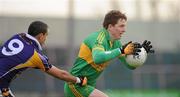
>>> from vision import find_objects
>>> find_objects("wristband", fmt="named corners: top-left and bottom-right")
top-left (76, 77), bottom-right (81, 84)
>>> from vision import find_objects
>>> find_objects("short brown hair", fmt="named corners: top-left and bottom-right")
top-left (103, 10), bottom-right (127, 29)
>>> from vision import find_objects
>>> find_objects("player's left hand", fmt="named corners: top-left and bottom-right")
top-left (142, 40), bottom-right (155, 53)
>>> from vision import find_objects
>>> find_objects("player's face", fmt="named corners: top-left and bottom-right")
top-left (108, 19), bottom-right (126, 40)
top-left (39, 32), bottom-right (48, 46)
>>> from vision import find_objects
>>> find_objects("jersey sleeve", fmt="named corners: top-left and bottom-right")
top-left (15, 50), bottom-right (53, 71)
top-left (37, 53), bottom-right (52, 71)
top-left (91, 36), bottom-right (121, 64)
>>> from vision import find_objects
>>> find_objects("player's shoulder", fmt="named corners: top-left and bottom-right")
top-left (6, 33), bottom-right (32, 47)
top-left (0, 33), bottom-right (35, 60)
top-left (86, 30), bottom-right (106, 40)
top-left (83, 31), bottom-right (97, 42)
top-left (3, 32), bottom-right (39, 52)
top-left (82, 31), bottom-right (99, 48)
top-left (1, 33), bottom-right (23, 46)
top-left (7, 33), bottom-right (26, 41)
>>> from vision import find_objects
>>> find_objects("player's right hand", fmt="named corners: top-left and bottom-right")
top-left (120, 41), bottom-right (141, 55)
top-left (142, 40), bottom-right (155, 54)
top-left (77, 76), bottom-right (87, 86)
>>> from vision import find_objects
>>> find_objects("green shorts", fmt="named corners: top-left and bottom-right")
top-left (64, 82), bottom-right (95, 97)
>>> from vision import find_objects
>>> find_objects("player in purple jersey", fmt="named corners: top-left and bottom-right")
top-left (0, 21), bottom-right (87, 97)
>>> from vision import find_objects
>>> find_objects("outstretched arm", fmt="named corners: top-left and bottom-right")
top-left (45, 65), bottom-right (87, 86)
top-left (46, 65), bottom-right (77, 83)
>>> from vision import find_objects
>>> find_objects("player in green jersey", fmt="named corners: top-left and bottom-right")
top-left (64, 10), bottom-right (154, 97)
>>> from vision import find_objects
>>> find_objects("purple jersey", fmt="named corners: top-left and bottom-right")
top-left (0, 33), bottom-right (52, 88)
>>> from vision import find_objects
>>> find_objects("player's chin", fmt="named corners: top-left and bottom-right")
top-left (114, 37), bottom-right (121, 40)
top-left (41, 43), bottom-right (45, 47)
top-left (116, 36), bottom-right (121, 40)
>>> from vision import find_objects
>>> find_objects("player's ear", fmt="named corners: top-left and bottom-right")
top-left (40, 33), bottom-right (44, 39)
top-left (108, 24), bottom-right (114, 32)
top-left (38, 33), bottom-right (46, 40)
top-left (108, 24), bottom-right (113, 29)
top-left (35, 33), bottom-right (43, 41)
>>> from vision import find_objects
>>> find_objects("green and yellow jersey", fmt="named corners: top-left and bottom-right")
top-left (64, 28), bottom-right (134, 97)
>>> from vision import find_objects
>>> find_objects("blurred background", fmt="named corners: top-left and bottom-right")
top-left (0, 0), bottom-right (180, 97)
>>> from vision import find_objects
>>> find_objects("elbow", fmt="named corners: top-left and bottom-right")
top-left (93, 55), bottom-right (104, 64)
top-left (94, 59), bottom-right (102, 64)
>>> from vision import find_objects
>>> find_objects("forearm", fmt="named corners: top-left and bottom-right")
top-left (92, 48), bottom-right (121, 64)
top-left (46, 65), bottom-right (77, 83)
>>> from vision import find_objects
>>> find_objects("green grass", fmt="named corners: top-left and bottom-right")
top-left (104, 89), bottom-right (180, 97)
